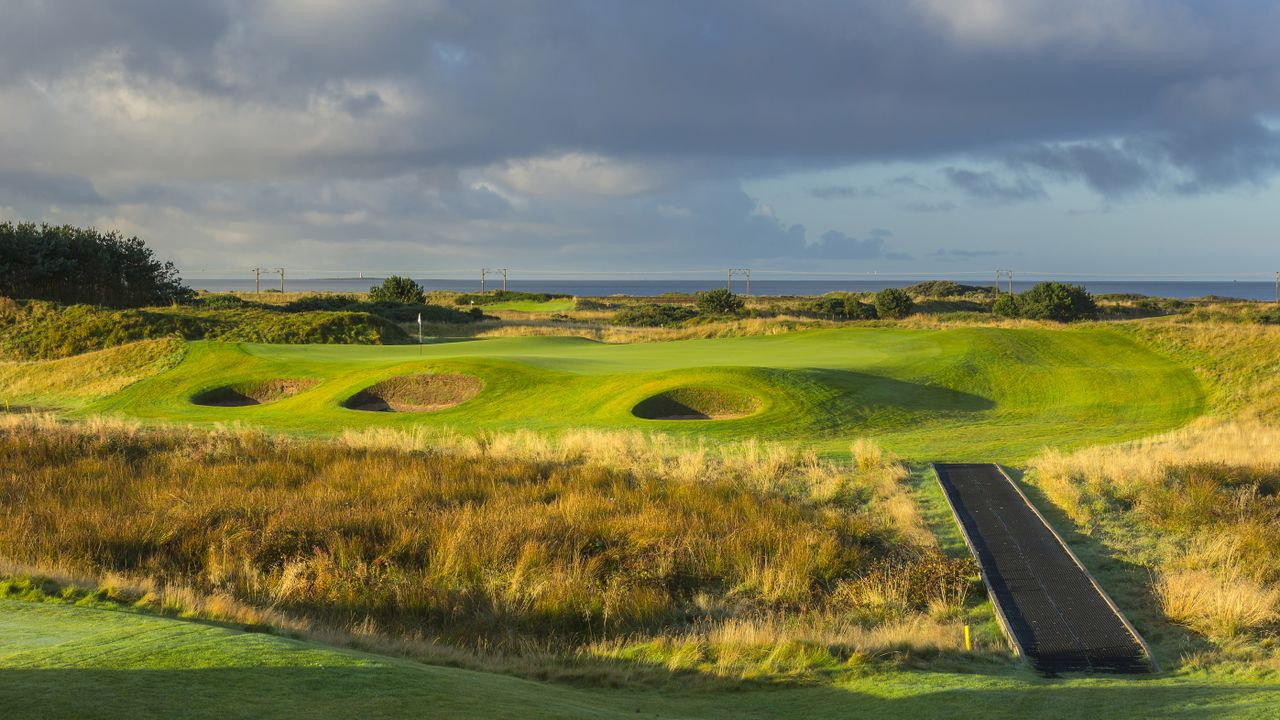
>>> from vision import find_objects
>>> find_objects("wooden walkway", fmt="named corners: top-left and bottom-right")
top-left (933, 463), bottom-right (1155, 673)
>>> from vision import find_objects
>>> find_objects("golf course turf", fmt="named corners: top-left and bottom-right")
top-left (21, 325), bottom-right (1204, 462)
top-left (4, 323), bottom-right (1257, 718)
top-left (3, 599), bottom-right (1277, 719)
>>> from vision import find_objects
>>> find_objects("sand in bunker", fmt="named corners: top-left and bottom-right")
top-left (344, 374), bottom-right (484, 412)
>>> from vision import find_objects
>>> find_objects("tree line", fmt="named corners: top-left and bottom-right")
top-left (0, 222), bottom-right (192, 307)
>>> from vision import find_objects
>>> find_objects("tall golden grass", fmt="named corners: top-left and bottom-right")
top-left (0, 415), bottom-right (975, 679)
top-left (1032, 418), bottom-right (1280, 643)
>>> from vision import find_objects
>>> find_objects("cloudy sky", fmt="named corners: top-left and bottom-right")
top-left (3, 0), bottom-right (1280, 278)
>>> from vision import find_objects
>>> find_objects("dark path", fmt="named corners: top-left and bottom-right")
top-left (933, 463), bottom-right (1154, 674)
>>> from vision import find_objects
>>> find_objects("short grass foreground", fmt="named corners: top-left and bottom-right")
top-left (2, 599), bottom-right (1278, 719)
top-left (4, 325), bottom-right (1204, 461)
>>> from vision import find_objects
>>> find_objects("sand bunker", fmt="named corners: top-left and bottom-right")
top-left (343, 374), bottom-right (484, 412)
top-left (192, 379), bottom-right (319, 407)
top-left (632, 386), bottom-right (761, 420)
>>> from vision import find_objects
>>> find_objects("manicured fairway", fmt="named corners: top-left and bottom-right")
top-left (2, 599), bottom-right (1277, 719)
top-left (484, 298), bottom-right (576, 312)
top-left (9, 326), bottom-right (1205, 461)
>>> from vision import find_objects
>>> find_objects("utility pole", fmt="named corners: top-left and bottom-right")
top-left (252, 267), bottom-right (265, 294)
top-left (481, 268), bottom-right (508, 294)
top-left (995, 269), bottom-right (1001, 295)
top-left (1007, 269), bottom-right (1014, 296)
top-left (275, 267), bottom-right (285, 293)
top-left (728, 268), bottom-right (751, 295)
top-left (1275, 271), bottom-right (1278, 305)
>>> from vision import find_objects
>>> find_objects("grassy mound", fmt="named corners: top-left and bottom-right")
top-left (632, 385), bottom-right (760, 420)
top-left (344, 373), bottom-right (484, 412)
top-left (0, 338), bottom-right (184, 408)
top-left (191, 378), bottom-right (319, 407)
top-left (0, 300), bottom-right (411, 360)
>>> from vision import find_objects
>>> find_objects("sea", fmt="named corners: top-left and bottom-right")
top-left (185, 277), bottom-right (1280, 301)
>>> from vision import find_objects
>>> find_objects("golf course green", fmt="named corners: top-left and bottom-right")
top-left (29, 325), bottom-right (1204, 461)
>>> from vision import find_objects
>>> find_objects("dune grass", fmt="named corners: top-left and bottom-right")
top-left (0, 338), bottom-right (184, 408)
top-left (0, 416), bottom-right (982, 681)
top-left (1, 326), bottom-right (1204, 462)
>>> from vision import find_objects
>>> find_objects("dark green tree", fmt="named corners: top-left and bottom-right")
top-left (695, 288), bottom-right (745, 315)
top-left (0, 222), bottom-right (192, 307)
top-left (873, 287), bottom-right (915, 319)
top-left (368, 275), bottom-right (426, 304)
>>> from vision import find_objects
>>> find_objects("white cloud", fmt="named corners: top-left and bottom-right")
top-left (474, 153), bottom-right (666, 198)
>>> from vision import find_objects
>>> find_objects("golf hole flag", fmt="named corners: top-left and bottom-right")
top-left (417, 313), bottom-right (423, 345)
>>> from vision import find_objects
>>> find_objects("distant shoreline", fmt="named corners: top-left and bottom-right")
top-left (185, 277), bottom-right (1280, 301)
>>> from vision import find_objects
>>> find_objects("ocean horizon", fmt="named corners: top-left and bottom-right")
top-left (185, 276), bottom-right (1280, 302)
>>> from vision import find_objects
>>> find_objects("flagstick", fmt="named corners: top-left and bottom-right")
top-left (418, 313), bottom-right (423, 355)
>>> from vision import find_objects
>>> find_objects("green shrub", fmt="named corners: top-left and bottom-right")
top-left (904, 280), bottom-right (994, 298)
top-left (803, 295), bottom-right (877, 320)
top-left (369, 276), bottom-right (425, 305)
top-left (613, 304), bottom-right (697, 327)
top-left (1016, 282), bottom-right (1098, 322)
top-left (453, 290), bottom-right (572, 306)
top-left (196, 294), bottom-right (253, 310)
top-left (695, 288), bottom-right (744, 315)
top-left (992, 294), bottom-right (1020, 317)
top-left (283, 294), bottom-right (474, 324)
top-left (873, 288), bottom-right (914, 319)
top-left (0, 301), bottom-right (411, 360)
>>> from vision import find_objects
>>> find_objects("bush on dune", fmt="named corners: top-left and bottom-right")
top-left (368, 276), bottom-right (425, 305)
top-left (695, 288), bottom-right (745, 315)
top-left (873, 288), bottom-right (914, 319)
top-left (612, 304), bottom-right (697, 327)
top-left (0, 300), bottom-right (411, 360)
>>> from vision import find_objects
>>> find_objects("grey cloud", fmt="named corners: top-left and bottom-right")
top-left (944, 168), bottom-right (1047, 203)
top-left (807, 185), bottom-right (873, 200)
top-left (806, 176), bottom-right (932, 201)
top-left (934, 248), bottom-right (1001, 259)
top-left (904, 201), bottom-right (956, 213)
top-left (808, 230), bottom-right (886, 260)
top-left (5, 2), bottom-right (1279, 183)
top-left (0, 170), bottom-right (105, 206)
top-left (3, 1), bottom-right (1280, 270)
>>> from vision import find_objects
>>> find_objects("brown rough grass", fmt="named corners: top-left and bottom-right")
top-left (0, 415), bottom-right (975, 678)
top-left (1031, 418), bottom-right (1280, 644)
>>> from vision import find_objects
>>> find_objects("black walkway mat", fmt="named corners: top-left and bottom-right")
top-left (934, 463), bottom-right (1153, 674)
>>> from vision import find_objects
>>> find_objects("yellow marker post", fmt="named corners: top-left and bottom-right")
top-left (964, 625), bottom-right (972, 652)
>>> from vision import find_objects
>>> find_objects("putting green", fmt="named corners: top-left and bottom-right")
top-left (27, 325), bottom-right (1203, 461)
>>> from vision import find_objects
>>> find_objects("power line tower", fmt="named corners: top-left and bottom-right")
top-left (728, 268), bottom-right (751, 295)
top-left (996, 269), bottom-right (1014, 295)
top-left (480, 267), bottom-right (507, 294)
